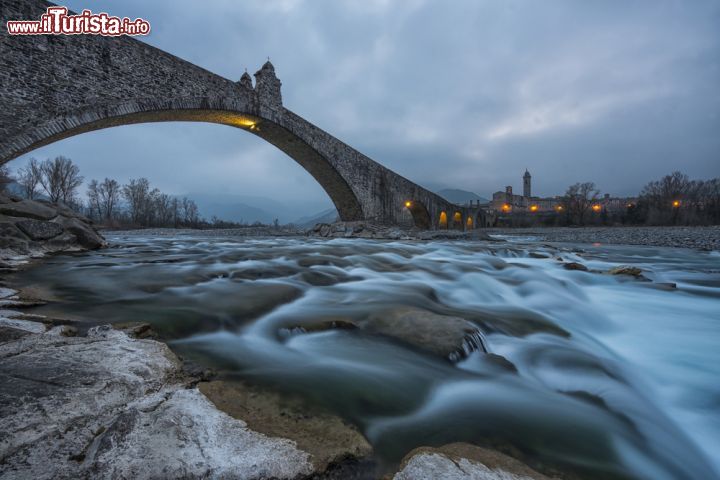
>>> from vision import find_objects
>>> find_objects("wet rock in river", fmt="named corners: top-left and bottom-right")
top-left (362, 307), bottom-right (486, 361)
top-left (563, 262), bottom-right (588, 271)
top-left (394, 443), bottom-right (551, 480)
top-left (280, 317), bottom-right (359, 335)
top-left (607, 265), bottom-right (643, 277)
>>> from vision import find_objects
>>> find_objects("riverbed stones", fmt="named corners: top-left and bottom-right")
top-left (394, 443), bottom-right (551, 480)
top-left (563, 262), bottom-right (588, 271)
top-left (362, 307), bottom-right (486, 361)
top-left (0, 320), bottom-right (326, 480)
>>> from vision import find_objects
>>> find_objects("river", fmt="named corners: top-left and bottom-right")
top-left (10, 233), bottom-right (720, 479)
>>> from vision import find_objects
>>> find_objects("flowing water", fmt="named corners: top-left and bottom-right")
top-left (10, 233), bottom-right (720, 479)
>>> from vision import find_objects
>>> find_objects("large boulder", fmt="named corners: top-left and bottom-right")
top-left (0, 196), bottom-right (106, 262)
top-left (54, 216), bottom-right (105, 249)
top-left (0, 200), bottom-right (57, 221)
top-left (0, 222), bottom-right (30, 253)
top-left (15, 220), bottom-right (64, 241)
top-left (394, 443), bottom-right (552, 480)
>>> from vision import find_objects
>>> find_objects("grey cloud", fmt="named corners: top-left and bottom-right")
top-left (11, 0), bottom-right (720, 213)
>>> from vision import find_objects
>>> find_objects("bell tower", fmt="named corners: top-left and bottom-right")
top-left (523, 169), bottom-right (531, 198)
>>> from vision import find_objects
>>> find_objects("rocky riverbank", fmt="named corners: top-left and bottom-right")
top-left (0, 194), bottom-right (106, 271)
top-left (488, 225), bottom-right (720, 251)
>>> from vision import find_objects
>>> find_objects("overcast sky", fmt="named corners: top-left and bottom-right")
top-left (12, 0), bottom-right (720, 213)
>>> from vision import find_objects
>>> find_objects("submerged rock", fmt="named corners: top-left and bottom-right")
top-left (362, 307), bottom-right (486, 361)
top-left (394, 443), bottom-right (551, 480)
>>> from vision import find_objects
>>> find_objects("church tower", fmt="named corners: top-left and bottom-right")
top-left (523, 169), bottom-right (531, 198)
top-left (254, 60), bottom-right (282, 109)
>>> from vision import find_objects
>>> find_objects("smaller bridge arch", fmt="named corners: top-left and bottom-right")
top-left (403, 200), bottom-right (431, 229)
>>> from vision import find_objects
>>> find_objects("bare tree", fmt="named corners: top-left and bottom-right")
top-left (38, 156), bottom-right (84, 204)
top-left (153, 192), bottom-right (174, 227)
top-left (640, 171), bottom-right (691, 210)
top-left (561, 182), bottom-right (600, 225)
top-left (181, 197), bottom-right (199, 226)
top-left (0, 164), bottom-right (11, 193)
top-left (15, 158), bottom-right (42, 199)
top-left (98, 178), bottom-right (121, 221)
top-left (122, 178), bottom-right (151, 225)
top-left (87, 179), bottom-right (102, 220)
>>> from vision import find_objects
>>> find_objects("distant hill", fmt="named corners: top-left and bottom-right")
top-left (293, 208), bottom-right (338, 228)
top-left (188, 193), bottom-right (285, 224)
top-left (436, 188), bottom-right (489, 205)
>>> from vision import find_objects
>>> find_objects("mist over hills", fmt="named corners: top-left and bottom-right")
top-left (436, 189), bottom-right (489, 204)
top-left (187, 192), bottom-right (333, 225)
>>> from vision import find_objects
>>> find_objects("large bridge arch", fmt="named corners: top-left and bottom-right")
top-left (1, 0), bottom-right (479, 228)
top-left (0, 96), bottom-right (365, 222)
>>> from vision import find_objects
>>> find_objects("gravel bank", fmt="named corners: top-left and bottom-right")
top-left (487, 225), bottom-right (720, 251)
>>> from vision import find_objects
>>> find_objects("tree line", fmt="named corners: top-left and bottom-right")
top-left (3, 157), bottom-right (719, 229)
top-left (5, 156), bottom-right (205, 228)
top-left (554, 172), bottom-right (720, 226)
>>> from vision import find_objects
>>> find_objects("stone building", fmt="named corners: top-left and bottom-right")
top-left (490, 170), bottom-right (561, 213)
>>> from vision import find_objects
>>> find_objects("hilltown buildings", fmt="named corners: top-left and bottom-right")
top-left (489, 170), bottom-right (636, 215)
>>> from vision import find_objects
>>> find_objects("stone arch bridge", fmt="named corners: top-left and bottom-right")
top-left (0, 0), bottom-right (488, 230)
